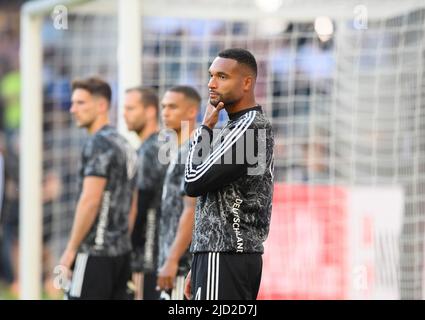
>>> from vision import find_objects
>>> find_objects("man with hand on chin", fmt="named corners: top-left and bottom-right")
top-left (184, 48), bottom-right (275, 300)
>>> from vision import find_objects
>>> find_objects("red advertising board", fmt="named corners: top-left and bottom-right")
top-left (258, 184), bottom-right (348, 299)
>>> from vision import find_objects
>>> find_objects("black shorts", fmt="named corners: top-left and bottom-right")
top-left (191, 252), bottom-right (262, 300)
top-left (66, 252), bottom-right (132, 300)
top-left (158, 275), bottom-right (187, 300)
top-left (132, 271), bottom-right (160, 300)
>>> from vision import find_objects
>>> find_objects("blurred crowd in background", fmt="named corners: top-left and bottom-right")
top-left (0, 0), bottom-right (334, 299)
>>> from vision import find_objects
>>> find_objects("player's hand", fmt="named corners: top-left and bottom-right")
top-left (58, 248), bottom-right (76, 288)
top-left (59, 247), bottom-right (76, 270)
top-left (156, 259), bottom-right (179, 291)
top-left (184, 270), bottom-right (192, 300)
top-left (202, 101), bottom-right (225, 130)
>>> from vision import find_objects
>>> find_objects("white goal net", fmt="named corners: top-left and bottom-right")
top-left (19, 0), bottom-right (425, 299)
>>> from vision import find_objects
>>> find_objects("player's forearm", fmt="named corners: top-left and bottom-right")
top-left (185, 126), bottom-right (213, 173)
top-left (128, 190), bottom-right (138, 234)
top-left (185, 126), bottom-right (248, 196)
top-left (184, 126), bottom-right (214, 196)
top-left (66, 195), bottom-right (101, 251)
top-left (166, 207), bottom-right (195, 263)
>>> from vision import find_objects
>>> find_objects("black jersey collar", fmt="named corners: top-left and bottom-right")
top-left (228, 105), bottom-right (262, 121)
top-left (97, 124), bottom-right (112, 133)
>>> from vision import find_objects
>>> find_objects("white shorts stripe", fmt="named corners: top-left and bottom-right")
top-left (171, 277), bottom-right (175, 300)
top-left (75, 253), bottom-right (88, 297)
top-left (206, 252), bottom-right (212, 300)
top-left (133, 272), bottom-right (143, 300)
top-left (210, 253), bottom-right (216, 300)
top-left (175, 277), bottom-right (180, 300)
top-left (169, 275), bottom-right (185, 300)
top-left (187, 112), bottom-right (254, 175)
top-left (69, 254), bottom-right (83, 297)
top-left (215, 253), bottom-right (220, 300)
top-left (185, 111), bottom-right (256, 181)
top-left (70, 253), bottom-right (88, 298)
top-left (179, 276), bottom-right (184, 300)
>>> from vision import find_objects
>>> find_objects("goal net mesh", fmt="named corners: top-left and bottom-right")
top-left (34, 0), bottom-right (425, 299)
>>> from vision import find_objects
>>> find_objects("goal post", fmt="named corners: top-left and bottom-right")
top-left (19, 0), bottom-right (142, 299)
top-left (19, 0), bottom-right (425, 300)
top-left (20, 5), bottom-right (43, 300)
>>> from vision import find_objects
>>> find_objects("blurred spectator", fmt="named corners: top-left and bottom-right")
top-left (302, 141), bottom-right (330, 183)
top-left (45, 65), bottom-right (71, 112)
top-left (41, 169), bottom-right (62, 299)
top-left (0, 133), bottom-right (4, 218)
top-left (0, 133), bottom-right (19, 295)
top-left (0, 133), bottom-right (5, 283)
top-left (0, 57), bottom-right (9, 132)
top-left (0, 69), bottom-right (20, 138)
top-left (0, 131), bottom-right (63, 298)
top-left (297, 39), bottom-right (334, 83)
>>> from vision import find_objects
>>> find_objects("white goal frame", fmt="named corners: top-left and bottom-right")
top-left (20, 0), bottom-right (424, 300)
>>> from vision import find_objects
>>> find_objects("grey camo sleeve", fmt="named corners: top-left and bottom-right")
top-left (184, 121), bottom-right (257, 197)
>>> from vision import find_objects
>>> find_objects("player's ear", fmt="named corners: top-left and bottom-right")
top-left (97, 97), bottom-right (109, 113)
top-left (145, 104), bottom-right (157, 121)
top-left (188, 104), bottom-right (198, 120)
top-left (243, 75), bottom-right (254, 91)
